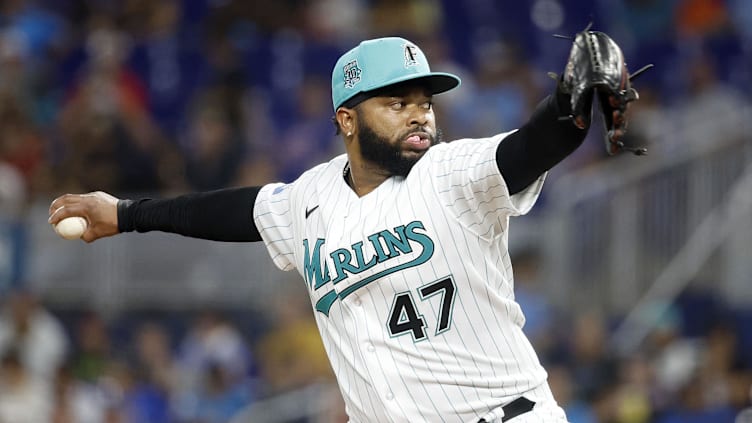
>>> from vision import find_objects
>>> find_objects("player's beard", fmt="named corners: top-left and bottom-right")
top-left (357, 116), bottom-right (442, 177)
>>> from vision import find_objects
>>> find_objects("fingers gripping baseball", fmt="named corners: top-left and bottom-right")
top-left (48, 191), bottom-right (120, 242)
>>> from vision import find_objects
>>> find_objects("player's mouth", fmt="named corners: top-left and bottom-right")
top-left (403, 132), bottom-right (432, 151)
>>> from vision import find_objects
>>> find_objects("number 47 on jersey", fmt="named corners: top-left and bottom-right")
top-left (387, 276), bottom-right (456, 342)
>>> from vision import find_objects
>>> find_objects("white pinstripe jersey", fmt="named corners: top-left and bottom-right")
top-left (254, 131), bottom-right (548, 422)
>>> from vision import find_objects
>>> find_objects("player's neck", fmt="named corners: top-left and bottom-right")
top-left (344, 160), bottom-right (390, 197)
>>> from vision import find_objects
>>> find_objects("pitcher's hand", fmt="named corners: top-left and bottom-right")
top-left (48, 191), bottom-right (120, 243)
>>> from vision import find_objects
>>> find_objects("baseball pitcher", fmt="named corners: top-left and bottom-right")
top-left (49, 31), bottom-right (645, 422)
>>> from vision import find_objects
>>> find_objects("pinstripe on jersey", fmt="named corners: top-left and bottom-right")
top-left (254, 131), bottom-right (554, 422)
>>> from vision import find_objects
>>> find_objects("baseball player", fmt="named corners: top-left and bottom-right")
top-left (49, 33), bottom-right (641, 422)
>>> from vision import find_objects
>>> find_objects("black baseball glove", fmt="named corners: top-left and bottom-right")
top-left (560, 27), bottom-right (652, 156)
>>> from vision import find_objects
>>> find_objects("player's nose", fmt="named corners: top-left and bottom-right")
top-left (407, 105), bottom-right (431, 127)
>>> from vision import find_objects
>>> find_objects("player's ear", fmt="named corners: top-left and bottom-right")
top-left (336, 107), bottom-right (355, 138)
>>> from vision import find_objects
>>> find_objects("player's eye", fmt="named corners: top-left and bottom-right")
top-left (389, 100), bottom-right (405, 110)
top-left (422, 101), bottom-right (433, 110)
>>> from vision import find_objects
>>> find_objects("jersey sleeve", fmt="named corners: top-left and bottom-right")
top-left (253, 183), bottom-right (297, 271)
top-left (428, 131), bottom-right (546, 239)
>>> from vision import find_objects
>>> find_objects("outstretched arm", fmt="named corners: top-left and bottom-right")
top-left (48, 187), bottom-right (263, 243)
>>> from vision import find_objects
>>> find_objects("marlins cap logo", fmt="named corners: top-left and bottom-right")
top-left (343, 60), bottom-right (362, 89)
top-left (404, 44), bottom-right (419, 68)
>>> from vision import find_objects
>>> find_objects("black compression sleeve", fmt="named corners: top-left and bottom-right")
top-left (117, 186), bottom-right (263, 242)
top-left (496, 86), bottom-right (589, 195)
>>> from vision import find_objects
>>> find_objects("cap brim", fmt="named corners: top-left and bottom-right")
top-left (367, 72), bottom-right (460, 96)
top-left (338, 72), bottom-right (461, 109)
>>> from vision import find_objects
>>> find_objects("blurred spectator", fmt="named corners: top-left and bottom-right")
top-left (0, 347), bottom-right (53, 423)
top-left (548, 365), bottom-right (597, 423)
top-left (272, 76), bottom-right (340, 182)
top-left (125, 0), bottom-right (203, 137)
top-left (643, 302), bottom-right (700, 402)
top-left (302, 0), bottom-right (368, 42)
top-left (512, 248), bottom-right (555, 354)
top-left (181, 90), bottom-right (245, 190)
top-left (199, 22), bottom-right (248, 132)
top-left (0, 0), bottom-right (69, 129)
top-left (71, 312), bottom-right (111, 384)
top-left (0, 0), bottom-right (69, 62)
top-left (657, 373), bottom-right (738, 423)
top-left (176, 21), bottom-right (280, 189)
top-left (56, 14), bottom-right (176, 194)
top-left (599, 0), bottom-right (677, 53)
top-left (731, 374), bottom-right (752, 419)
top-left (0, 161), bottom-right (25, 216)
top-left (51, 362), bottom-right (107, 423)
top-left (728, 0), bottom-right (752, 49)
top-left (186, 361), bottom-right (253, 423)
top-left (0, 91), bottom-right (49, 196)
top-left (203, 0), bottom-right (305, 35)
top-left (590, 382), bottom-right (621, 423)
top-left (695, 323), bottom-right (749, 412)
top-left (0, 29), bottom-right (29, 94)
top-left (612, 355), bottom-right (654, 423)
top-left (132, 321), bottom-right (178, 394)
top-left (99, 359), bottom-right (171, 423)
top-left (369, 0), bottom-right (442, 37)
top-left (173, 312), bottom-right (254, 421)
top-left (0, 290), bottom-right (68, 382)
top-left (445, 39), bottom-right (540, 139)
top-left (738, 386), bottom-right (752, 423)
top-left (177, 312), bottom-right (251, 387)
top-left (675, 0), bottom-right (730, 39)
top-left (234, 87), bottom-right (277, 187)
top-left (671, 53), bottom-right (749, 154)
top-left (255, 293), bottom-right (334, 394)
top-left (567, 311), bottom-right (618, 403)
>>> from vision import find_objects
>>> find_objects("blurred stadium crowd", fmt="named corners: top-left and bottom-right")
top-left (0, 0), bottom-right (751, 422)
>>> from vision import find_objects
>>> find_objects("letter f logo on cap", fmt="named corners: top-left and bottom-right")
top-left (404, 44), bottom-right (419, 67)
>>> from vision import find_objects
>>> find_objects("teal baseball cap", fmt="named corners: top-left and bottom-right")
top-left (331, 37), bottom-right (461, 111)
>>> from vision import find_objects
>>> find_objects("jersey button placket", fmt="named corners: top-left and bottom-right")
top-left (359, 321), bottom-right (400, 414)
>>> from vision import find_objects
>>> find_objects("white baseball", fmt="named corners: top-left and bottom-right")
top-left (54, 217), bottom-right (88, 240)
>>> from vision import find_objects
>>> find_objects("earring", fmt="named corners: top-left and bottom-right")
top-left (347, 132), bottom-right (352, 137)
